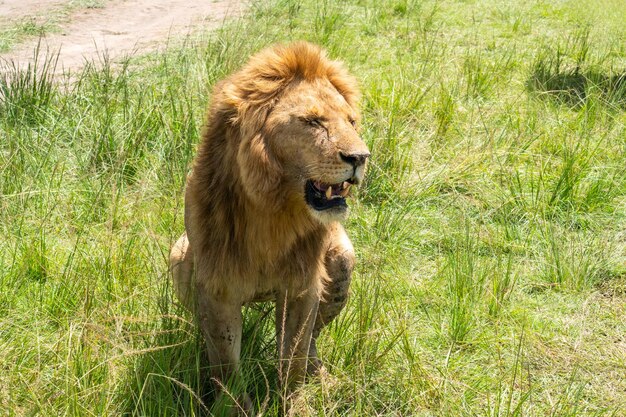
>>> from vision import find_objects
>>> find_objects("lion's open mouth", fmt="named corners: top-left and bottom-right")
top-left (305, 180), bottom-right (352, 211)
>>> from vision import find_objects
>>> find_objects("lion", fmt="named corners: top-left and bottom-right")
top-left (169, 41), bottom-right (369, 413)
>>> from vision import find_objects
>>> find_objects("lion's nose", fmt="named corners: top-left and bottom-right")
top-left (339, 151), bottom-right (370, 168)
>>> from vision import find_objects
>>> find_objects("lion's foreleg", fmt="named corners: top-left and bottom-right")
top-left (195, 286), bottom-right (252, 414)
top-left (275, 287), bottom-right (320, 391)
top-left (308, 225), bottom-right (355, 375)
top-left (196, 290), bottom-right (243, 380)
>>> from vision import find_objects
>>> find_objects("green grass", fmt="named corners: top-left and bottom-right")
top-left (1, 0), bottom-right (625, 415)
top-left (0, 18), bottom-right (56, 53)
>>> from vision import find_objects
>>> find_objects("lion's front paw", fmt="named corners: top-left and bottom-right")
top-left (306, 356), bottom-right (326, 378)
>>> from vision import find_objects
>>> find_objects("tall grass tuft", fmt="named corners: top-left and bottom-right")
top-left (0, 44), bottom-right (58, 126)
top-left (540, 226), bottom-right (609, 291)
top-left (441, 225), bottom-right (486, 345)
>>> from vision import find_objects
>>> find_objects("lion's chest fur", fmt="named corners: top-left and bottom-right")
top-left (185, 181), bottom-right (330, 302)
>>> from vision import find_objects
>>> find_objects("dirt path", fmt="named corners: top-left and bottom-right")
top-left (0, 0), bottom-right (66, 21)
top-left (0, 0), bottom-right (244, 71)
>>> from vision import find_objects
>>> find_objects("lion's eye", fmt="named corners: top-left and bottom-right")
top-left (305, 118), bottom-right (323, 128)
top-left (349, 118), bottom-right (357, 128)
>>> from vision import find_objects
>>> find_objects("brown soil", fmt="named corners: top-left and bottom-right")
top-left (0, 0), bottom-right (244, 71)
top-left (0, 0), bottom-right (66, 21)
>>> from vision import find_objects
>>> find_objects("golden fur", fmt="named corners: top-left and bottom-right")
top-left (170, 41), bottom-right (369, 411)
top-left (184, 41), bottom-right (365, 300)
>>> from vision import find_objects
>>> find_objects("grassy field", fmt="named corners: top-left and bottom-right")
top-left (1, 0), bottom-right (625, 415)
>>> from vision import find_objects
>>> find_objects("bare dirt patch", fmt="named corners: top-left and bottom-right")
top-left (0, 0), bottom-right (66, 21)
top-left (0, 0), bottom-right (244, 71)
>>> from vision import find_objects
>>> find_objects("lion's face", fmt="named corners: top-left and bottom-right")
top-left (266, 79), bottom-right (370, 222)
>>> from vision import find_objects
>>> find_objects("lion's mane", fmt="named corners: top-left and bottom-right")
top-left (184, 42), bottom-right (360, 299)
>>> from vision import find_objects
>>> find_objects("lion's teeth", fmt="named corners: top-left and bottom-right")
top-left (325, 186), bottom-right (332, 199)
top-left (340, 187), bottom-right (350, 197)
top-left (342, 182), bottom-right (348, 189)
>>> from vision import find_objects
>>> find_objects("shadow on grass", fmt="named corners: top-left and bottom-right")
top-left (119, 304), bottom-right (279, 416)
top-left (527, 61), bottom-right (626, 109)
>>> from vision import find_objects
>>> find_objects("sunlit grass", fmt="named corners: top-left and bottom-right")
top-left (1, 0), bottom-right (625, 415)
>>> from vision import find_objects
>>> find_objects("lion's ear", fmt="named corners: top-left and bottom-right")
top-left (236, 132), bottom-right (282, 209)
